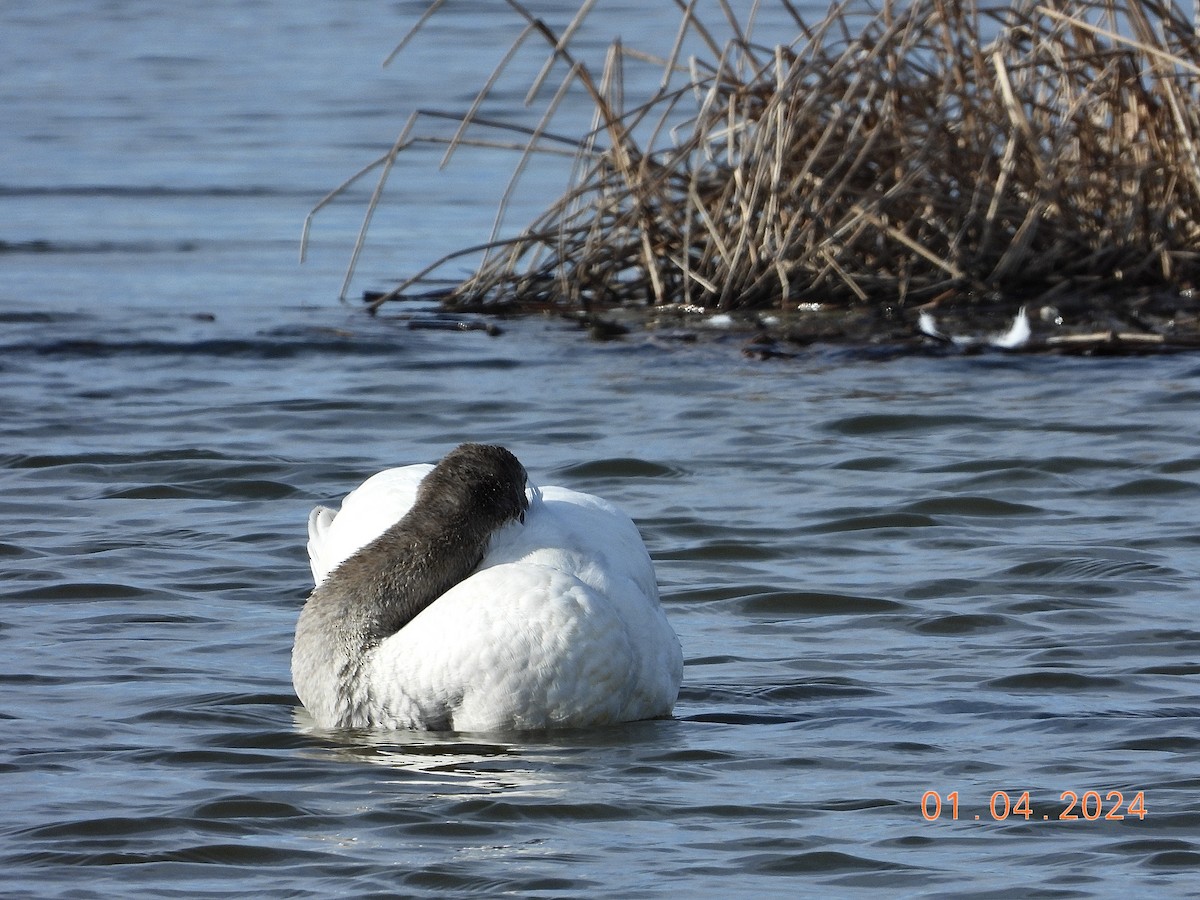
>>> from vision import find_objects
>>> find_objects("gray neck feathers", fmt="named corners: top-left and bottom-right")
top-left (292, 511), bottom-right (492, 728)
top-left (292, 444), bottom-right (528, 728)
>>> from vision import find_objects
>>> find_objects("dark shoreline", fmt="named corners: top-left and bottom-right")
top-left (368, 289), bottom-right (1200, 357)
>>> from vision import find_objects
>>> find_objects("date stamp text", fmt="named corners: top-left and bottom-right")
top-left (921, 790), bottom-right (1147, 822)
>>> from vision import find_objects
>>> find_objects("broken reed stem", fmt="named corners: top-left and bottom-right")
top-left (310, 0), bottom-right (1200, 312)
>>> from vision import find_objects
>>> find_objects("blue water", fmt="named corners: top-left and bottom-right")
top-left (4, 2), bottom-right (1200, 897)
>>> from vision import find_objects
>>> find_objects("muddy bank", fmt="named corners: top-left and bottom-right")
top-left (366, 287), bottom-right (1200, 357)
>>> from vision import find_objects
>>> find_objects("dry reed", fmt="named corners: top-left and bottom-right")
top-left (307, 0), bottom-right (1200, 317)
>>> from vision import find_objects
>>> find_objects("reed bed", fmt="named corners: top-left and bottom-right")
top-left (311, 0), bottom-right (1200, 317)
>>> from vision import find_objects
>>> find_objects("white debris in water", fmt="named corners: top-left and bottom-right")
top-left (918, 306), bottom-right (1031, 350)
top-left (990, 307), bottom-right (1030, 349)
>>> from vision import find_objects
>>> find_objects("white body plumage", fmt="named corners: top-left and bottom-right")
top-left (294, 459), bottom-right (683, 732)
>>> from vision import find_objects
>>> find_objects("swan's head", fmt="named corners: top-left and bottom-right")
top-left (420, 443), bottom-right (530, 531)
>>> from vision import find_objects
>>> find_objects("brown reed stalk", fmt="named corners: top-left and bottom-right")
top-left (310, 0), bottom-right (1200, 314)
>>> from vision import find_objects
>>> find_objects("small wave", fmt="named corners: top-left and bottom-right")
top-left (0, 238), bottom-right (200, 255)
top-left (1111, 477), bottom-right (1200, 498)
top-left (733, 589), bottom-right (903, 616)
top-left (556, 457), bottom-right (687, 479)
top-left (911, 613), bottom-right (1014, 635)
top-left (822, 412), bottom-right (996, 436)
top-left (102, 480), bottom-right (298, 501)
top-left (808, 511), bottom-right (939, 533)
top-left (986, 671), bottom-right (1127, 691)
top-left (1002, 555), bottom-right (1179, 582)
top-left (0, 184), bottom-right (302, 199)
top-left (1, 334), bottom-right (407, 360)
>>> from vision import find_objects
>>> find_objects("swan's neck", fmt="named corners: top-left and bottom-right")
top-left (292, 511), bottom-right (492, 727)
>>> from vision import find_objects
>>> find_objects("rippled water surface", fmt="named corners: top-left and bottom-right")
top-left (4, 2), bottom-right (1200, 897)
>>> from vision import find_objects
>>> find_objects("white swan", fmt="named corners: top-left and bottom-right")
top-left (292, 443), bottom-right (683, 732)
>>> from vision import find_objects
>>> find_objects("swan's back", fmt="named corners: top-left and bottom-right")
top-left (308, 464), bottom-right (433, 585)
top-left (368, 561), bottom-right (676, 730)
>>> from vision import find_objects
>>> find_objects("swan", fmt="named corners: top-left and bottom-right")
top-left (292, 443), bottom-right (683, 732)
